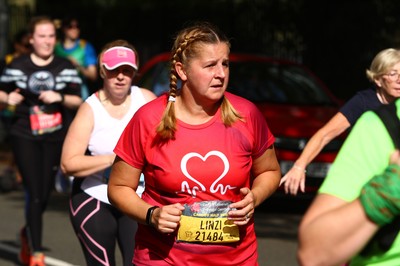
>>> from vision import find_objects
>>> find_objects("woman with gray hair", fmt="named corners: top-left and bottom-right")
top-left (280, 48), bottom-right (400, 195)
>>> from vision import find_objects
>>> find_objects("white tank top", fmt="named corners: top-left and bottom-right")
top-left (81, 86), bottom-right (146, 204)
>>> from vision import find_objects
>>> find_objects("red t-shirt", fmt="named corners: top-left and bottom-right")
top-left (114, 92), bottom-right (275, 266)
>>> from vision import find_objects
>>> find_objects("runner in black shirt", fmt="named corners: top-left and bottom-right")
top-left (0, 16), bottom-right (82, 266)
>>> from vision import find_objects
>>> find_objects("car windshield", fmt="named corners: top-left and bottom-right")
top-left (228, 61), bottom-right (334, 105)
top-left (138, 59), bottom-right (335, 105)
top-left (137, 61), bottom-right (170, 96)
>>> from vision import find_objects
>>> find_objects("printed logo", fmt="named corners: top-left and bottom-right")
top-left (180, 151), bottom-right (236, 197)
top-left (28, 71), bottom-right (55, 94)
top-left (117, 49), bottom-right (128, 58)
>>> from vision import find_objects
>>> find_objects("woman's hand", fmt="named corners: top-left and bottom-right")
top-left (228, 187), bottom-right (255, 225)
top-left (280, 165), bottom-right (306, 195)
top-left (389, 150), bottom-right (400, 165)
top-left (7, 89), bottom-right (24, 105)
top-left (38, 90), bottom-right (63, 104)
top-left (152, 203), bottom-right (185, 234)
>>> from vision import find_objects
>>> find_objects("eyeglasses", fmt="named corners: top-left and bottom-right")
top-left (384, 71), bottom-right (400, 81)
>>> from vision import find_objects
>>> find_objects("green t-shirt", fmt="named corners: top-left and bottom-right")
top-left (319, 100), bottom-right (400, 265)
top-left (54, 40), bottom-right (86, 66)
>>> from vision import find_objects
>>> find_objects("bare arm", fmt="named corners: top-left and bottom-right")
top-left (39, 90), bottom-right (82, 109)
top-left (1, 89), bottom-right (24, 105)
top-left (61, 94), bottom-right (83, 109)
top-left (108, 157), bottom-right (146, 221)
top-left (229, 146), bottom-right (281, 224)
top-left (68, 56), bottom-right (98, 82)
top-left (79, 64), bottom-right (98, 82)
top-left (60, 102), bottom-right (114, 176)
top-left (0, 91), bottom-right (8, 104)
top-left (108, 157), bottom-right (184, 233)
top-left (251, 146), bottom-right (281, 206)
top-left (280, 112), bottom-right (350, 195)
top-left (298, 194), bottom-right (378, 266)
top-left (297, 150), bottom-right (400, 266)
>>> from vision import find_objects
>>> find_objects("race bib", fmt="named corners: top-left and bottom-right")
top-left (29, 105), bottom-right (62, 135)
top-left (177, 200), bottom-right (240, 244)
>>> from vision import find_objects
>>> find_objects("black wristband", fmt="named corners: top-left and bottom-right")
top-left (59, 93), bottom-right (65, 103)
top-left (146, 206), bottom-right (159, 227)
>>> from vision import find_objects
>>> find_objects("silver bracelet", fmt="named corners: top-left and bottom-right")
top-left (293, 164), bottom-right (307, 173)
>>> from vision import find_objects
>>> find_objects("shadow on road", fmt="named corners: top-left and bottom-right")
top-left (255, 195), bottom-right (314, 240)
top-left (261, 194), bottom-right (314, 214)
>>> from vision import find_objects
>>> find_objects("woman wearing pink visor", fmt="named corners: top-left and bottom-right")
top-left (61, 40), bottom-right (156, 266)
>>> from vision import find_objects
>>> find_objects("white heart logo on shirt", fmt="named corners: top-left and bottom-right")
top-left (180, 151), bottom-right (235, 197)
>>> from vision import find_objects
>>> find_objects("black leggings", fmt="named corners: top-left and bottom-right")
top-left (70, 179), bottom-right (137, 266)
top-left (11, 135), bottom-right (62, 252)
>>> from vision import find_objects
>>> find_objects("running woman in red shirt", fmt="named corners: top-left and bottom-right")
top-left (108, 21), bottom-right (281, 266)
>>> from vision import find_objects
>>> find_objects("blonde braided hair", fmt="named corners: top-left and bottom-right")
top-left (156, 22), bottom-right (242, 140)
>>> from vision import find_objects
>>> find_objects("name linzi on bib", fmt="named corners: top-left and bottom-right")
top-left (177, 200), bottom-right (240, 244)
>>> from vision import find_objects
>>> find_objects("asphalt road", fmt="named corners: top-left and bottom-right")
top-left (0, 188), bottom-right (311, 266)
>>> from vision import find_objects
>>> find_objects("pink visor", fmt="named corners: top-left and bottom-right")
top-left (102, 46), bottom-right (138, 70)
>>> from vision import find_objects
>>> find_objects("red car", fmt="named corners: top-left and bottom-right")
top-left (135, 52), bottom-right (344, 195)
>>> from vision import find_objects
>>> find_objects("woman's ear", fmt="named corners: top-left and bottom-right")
top-left (99, 66), bottom-right (106, 79)
top-left (374, 78), bottom-right (382, 88)
top-left (175, 62), bottom-right (187, 81)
